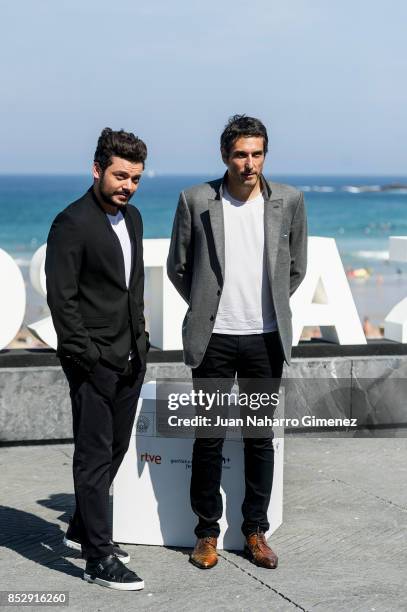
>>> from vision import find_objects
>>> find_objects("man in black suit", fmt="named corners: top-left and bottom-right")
top-left (45, 128), bottom-right (149, 591)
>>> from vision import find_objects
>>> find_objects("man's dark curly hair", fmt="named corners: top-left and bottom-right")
top-left (94, 128), bottom-right (147, 171)
top-left (220, 115), bottom-right (268, 158)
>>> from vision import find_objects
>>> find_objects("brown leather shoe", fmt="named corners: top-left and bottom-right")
top-left (244, 531), bottom-right (278, 569)
top-left (189, 537), bottom-right (218, 569)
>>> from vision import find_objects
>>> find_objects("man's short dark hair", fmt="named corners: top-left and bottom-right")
top-left (94, 127), bottom-right (147, 171)
top-left (220, 115), bottom-right (268, 158)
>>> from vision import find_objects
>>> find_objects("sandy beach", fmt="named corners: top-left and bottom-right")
top-left (349, 272), bottom-right (407, 327)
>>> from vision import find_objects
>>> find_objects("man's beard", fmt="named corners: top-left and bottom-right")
top-left (99, 177), bottom-right (133, 208)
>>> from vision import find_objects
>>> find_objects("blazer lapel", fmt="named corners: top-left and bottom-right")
top-left (208, 197), bottom-right (225, 282)
top-left (88, 189), bottom-right (128, 288)
top-left (264, 197), bottom-right (283, 279)
top-left (123, 209), bottom-right (138, 285)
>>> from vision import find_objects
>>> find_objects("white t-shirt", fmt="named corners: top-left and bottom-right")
top-left (106, 210), bottom-right (132, 288)
top-left (213, 188), bottom-right (277, 334)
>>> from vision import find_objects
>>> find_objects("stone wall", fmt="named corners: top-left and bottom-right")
top-left (1, 354), bottom-right (406, 442)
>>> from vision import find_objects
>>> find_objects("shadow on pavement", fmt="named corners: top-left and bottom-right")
top-left (37, 492), bottom-right (75, 524)
top-left (36, 494), bottom-right (198, 563)
top-left (0, 504), bottom-right (82, 579)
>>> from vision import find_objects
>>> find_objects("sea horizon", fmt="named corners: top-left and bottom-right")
top-left (1, 173), bottom-right (407, 330)
top-left (1, 172), bottom-right (407, 179)
top-left (2, 173), bottom-right (407, 261)
top-left (0, 171), bottom-right (407, 253)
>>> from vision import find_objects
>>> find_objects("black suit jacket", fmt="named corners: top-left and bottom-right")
top-left (45, 187), bottom-right (148, 372)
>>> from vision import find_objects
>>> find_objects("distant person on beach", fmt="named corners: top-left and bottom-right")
top-left (45, 128), bottom-right (149, 591)
top-left (363, 316), bottom-right (382, 339)
top-left (167, 115), bottom-right (308, 570)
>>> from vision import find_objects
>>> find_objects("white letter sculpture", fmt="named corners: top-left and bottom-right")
top-left (143, 239), bottom-right (187, 350)
top-left (7, 236), bottom-right (400, 351)
top-left (290, 237), bottom-right (366, 345)
top-left (25, 240), bottom-right (187, 352)
top-left (27, 244), bottom-right (57, 348)
top-left (384, 237), bottom-right (407, 342)
top-left (0, 248), bottom-right (26, 348)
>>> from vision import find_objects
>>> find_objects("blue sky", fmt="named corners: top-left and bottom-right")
top-left (1, 1), bottom-right (406, 174)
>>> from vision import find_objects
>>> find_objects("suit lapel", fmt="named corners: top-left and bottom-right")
top-left (208, 197), bottom-right (225, 282)
top-left (88, 188), bottom-right (138, 289)
top-left (87, 191), bottom-right (127, 288)
top-left (264, 197), bottom-right (283, 279)
top-left (123, 209), bottom-right (138, 285)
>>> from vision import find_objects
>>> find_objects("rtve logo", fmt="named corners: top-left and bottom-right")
top-left (140, 452), bottom-right (162, 465)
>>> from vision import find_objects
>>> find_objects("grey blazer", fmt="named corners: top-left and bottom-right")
top-left (167, 175), bottom-right (307, 368)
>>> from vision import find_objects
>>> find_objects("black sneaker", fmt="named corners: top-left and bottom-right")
top-left (63, 524), bottom-right (130, 564)
top-left (84, 555), bottom-right (144, 591)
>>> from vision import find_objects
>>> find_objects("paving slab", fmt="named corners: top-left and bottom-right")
top-left (0, 439), bottom-right (406, 612)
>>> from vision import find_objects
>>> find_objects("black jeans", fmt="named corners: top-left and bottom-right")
top-left (61, 357), bottom-right (145, 559)
top-left (191, 332), bottom-right (284, 538)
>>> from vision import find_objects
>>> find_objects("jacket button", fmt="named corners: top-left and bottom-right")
top-left (210, 315), bottom-right (214, 321)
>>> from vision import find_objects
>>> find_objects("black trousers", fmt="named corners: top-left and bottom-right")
top-left (191, 332), bottom-right (284, 538)
top-left (61, 357), bottom-right (145, 559)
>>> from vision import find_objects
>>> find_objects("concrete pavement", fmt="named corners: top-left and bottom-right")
top-left (1, 438), bottom-right (406, 612)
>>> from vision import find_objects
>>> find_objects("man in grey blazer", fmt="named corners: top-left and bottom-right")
top-left (167, 115), bottom-right (307, 570)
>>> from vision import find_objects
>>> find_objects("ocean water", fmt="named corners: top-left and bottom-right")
top-left (1, 174), bottom-right (407, 277)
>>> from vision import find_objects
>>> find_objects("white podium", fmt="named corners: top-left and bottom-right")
top-left (113, 381), bottom-right (284, 550)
